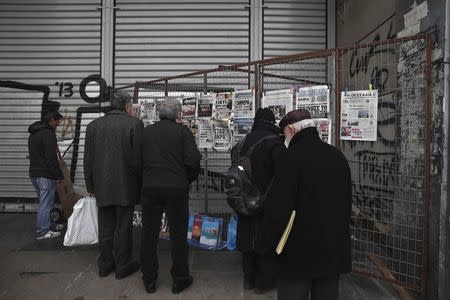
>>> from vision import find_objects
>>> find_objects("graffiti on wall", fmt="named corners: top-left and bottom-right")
top-left (341, 18), bottom-right (398, 234)
top-left (0, 75), bottom-right (111, 183)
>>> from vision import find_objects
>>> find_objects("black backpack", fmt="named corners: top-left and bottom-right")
top-left (225, 135), bottom-right (278, 216)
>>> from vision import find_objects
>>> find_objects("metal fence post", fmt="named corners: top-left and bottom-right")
top-left (164, 79), bottom-right (168, 97)
top-left (204, 148), bottom-right (208, 214)
top-left (255, 64), bottom-right (261, 109)
top-left (203, 73), bottom-right (207, 94)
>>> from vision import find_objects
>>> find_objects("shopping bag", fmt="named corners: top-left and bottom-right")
top-left (56, 145), bottom-right (81, 219)
top-left (63, 196), bottom-right (99, 246)
top-left (227, 214), bottom-right (238, 250)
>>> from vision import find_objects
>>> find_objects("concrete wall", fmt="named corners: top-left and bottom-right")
top-left (336, 0), bottom-right (446, 298)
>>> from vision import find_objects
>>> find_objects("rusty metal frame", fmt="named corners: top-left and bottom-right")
top-left (115, 33), bottom-right (433, 298)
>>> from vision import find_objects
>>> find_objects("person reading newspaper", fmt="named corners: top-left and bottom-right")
top-left (232, 108), bottom-right (286, 294)
top-left (262, 109), bottom-right (352, 300)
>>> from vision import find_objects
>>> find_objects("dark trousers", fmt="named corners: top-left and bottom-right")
top-left (141, 188), bottom-right (190, 283)
top-left (243, 251), bottom-right (278, 289)
top-left (97, 205), bottom-right (134, 272)
top-left (278, 276), bottom-right (339, 300)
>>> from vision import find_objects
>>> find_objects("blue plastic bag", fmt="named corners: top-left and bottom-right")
top-left (227, 214), bottom-right (238, 250)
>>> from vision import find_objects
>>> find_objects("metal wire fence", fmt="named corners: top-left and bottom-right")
top-left (119, 33), bottom-right (432, 298)
top-left (338, 35), bottom-right (432, 299)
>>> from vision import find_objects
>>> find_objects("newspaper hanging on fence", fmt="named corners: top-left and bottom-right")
top-left (214, 92), bottom-right (233, 120)
top-left (197, 118), bottom-right (213, 148)
top-left (212, 119), bottom-right (232, 150)
top-left (314, 118), bottom-right (332, 144)
top-left (296, 85), bottom-right (329, 118)
top-left (233, 89), bottom-right (255, 119)
top-left (140, 96), bottom-right (164, 127)
top-left (340, 90), bottom-right (378, 141)
top-left (262, 89), bottom-right (294, 121)
top-left (181, 96), bottom-right (197, 120)
top-left (197, 93), bottom-right (214, 118)
top-left (233, 117), bottom-right (253, 145)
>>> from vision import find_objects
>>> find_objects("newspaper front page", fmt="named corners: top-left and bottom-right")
top-left (212, 119), bottom-right (232, 150)
top-left (233, 89), bottom-right (255, 119)
top-left (214, 92), bottom-right (233, 120)
top-left (197, 118), bottom-right (213, 148)
top-left (197, 93), bottom-right (214, 118)
top-left (181, 96), bottom-right (197, 120)
top-left (314, 118), bottom-right (332, 144)
top-left (340, 90), bottom-right (378, 141)
top-left (296, 85), bottom-right (329, 118)
top-left (262, 89), bottom-right (294, 121)
top-left (233, 117), bottom-right (253, 145)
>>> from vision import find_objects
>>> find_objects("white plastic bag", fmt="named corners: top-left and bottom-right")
top-left (63, 196), bottom-right (99, 246)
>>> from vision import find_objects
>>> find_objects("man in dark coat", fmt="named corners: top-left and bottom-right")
top-left (84, 92), bottom-right (144, 279)
top-left (28, 110), bottom-right (64, 240)
top-left (140, 98), bottom-right (202, 294)
top-left (233, 108), bottom-right (286, 293)
top-left (262, 109), bottom-right (352, 300)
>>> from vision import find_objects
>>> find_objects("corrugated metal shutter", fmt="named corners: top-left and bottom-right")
top-left (263, 0), bottom-right (327, 89)
top-left (114, 0), bottom-right (250, 86)
top-left (264, 0), bottom-right (327, 57)
top-left (0, 0), bottom-right (102, 199)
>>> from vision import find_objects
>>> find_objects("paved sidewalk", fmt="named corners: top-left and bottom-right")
top-left (0, 213), bottom-right (399, 300)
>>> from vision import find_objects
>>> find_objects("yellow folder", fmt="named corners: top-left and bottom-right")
top-left (276, 210), bottom-right (296, 255)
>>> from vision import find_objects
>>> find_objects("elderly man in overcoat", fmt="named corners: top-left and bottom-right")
top-left (84, 92), bottom-right (144, 279)
top-left (262, 109), bottom-right (352, 300)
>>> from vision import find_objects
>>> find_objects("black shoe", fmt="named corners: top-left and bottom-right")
top-left (98, 264), bottom-right (115, 278)
top-left (172, 275), bottom-right (193, 294)
top-left (144, 280), bottom-right (157, 294)
top-left (244, 279), bottom-right (255, 290)
top-left (115, 261), bottom-right (140, 280)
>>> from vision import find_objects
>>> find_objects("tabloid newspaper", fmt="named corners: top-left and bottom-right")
top-left (262, 88), bottom-right (294, 121)
top-left (340, 90), bottom-right (378, 141)
top-left (214, 92), bottom-right (233, 120)
top-left (296, 85), bottom-right (330, 118)
top-left (212, 119), bottom-right (232, 150)
top-left (233, 89), bottom-right (255, 119)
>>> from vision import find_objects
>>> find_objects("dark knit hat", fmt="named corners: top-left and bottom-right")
top-left (254, 107), bottom-right (275, 124)
top-left (279, 109), bottom-right (311, 129)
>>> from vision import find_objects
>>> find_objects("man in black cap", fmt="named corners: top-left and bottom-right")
top-left (28, 110), bottom-right (64, 240)
top-left (233, 107), bottom-right (286, 294)
top-left (262, 109), bottom-right (352, 300)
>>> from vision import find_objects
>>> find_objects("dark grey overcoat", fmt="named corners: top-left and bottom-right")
top-left (84, 110), bottom-right (144, 207)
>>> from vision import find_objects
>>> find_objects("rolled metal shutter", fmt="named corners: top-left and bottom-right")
top-left (114, 0), bottom-right (250, 86)
top-left (0, 0), bottom-right (101, 200)
top-left (263, 0), bottom-right (327, 89)
top-left (264, 0), bottom-right (327, 57)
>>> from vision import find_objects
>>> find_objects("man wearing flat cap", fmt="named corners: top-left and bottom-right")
top-left (262, 109), bottom-right (352, 300)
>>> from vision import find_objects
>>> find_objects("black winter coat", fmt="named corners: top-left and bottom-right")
top-left (141, 119), bottom-right (202, 191)
top-left (262, 127), bottom-right (352, 280)
top-left (84, 110), bottom-right (144, 207)
top-left (235, 120), bottom-right (286, 252)
top-left (28, 121), bottom-right (64, 180)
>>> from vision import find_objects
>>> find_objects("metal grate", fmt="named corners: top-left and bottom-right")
top-left (121, 33), bottom-right (432, 298)
top-left (338, 35), bottom-right (431, 298)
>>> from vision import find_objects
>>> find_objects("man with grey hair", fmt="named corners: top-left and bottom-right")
top-left (262, 109), bottom-right (352, 300)
top-left (84, 91), bottom-right (144, 279)
top-left (140, 97), bottom-right (202, 294)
